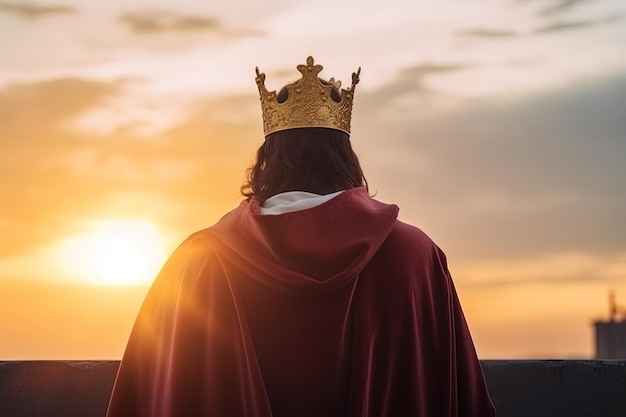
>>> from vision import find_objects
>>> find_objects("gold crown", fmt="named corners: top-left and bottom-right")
top-left (255, 56), bottom-right (361, 136)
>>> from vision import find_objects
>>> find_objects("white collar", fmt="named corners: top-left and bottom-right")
top-left (259, 190), bottom-right (344, 215)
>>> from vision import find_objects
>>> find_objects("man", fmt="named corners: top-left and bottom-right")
top-left (106, 56), bottom-right (495, 417)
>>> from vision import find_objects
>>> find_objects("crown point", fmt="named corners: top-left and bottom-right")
top-left (352, 67), bottom-right (361, 86)
top-left (255, 67), bottom-right (267, 87)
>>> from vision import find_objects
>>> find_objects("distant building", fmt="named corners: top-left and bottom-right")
top-left (594, 291), bottom-right (626, 359)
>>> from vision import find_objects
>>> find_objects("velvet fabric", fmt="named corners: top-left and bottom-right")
top-left (106, 187), bottom-right (495, 417)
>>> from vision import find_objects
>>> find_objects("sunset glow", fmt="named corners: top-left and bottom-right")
top-left (58, 220), bottom-right (166, 286)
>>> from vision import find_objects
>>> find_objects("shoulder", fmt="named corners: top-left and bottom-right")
top-left (368, 219), bottom-right (450, 278)
top-left (177, 229), bottom-right (215, 254)
top-left (142, 229), bottom-right (233, 302)
top-left (383, 220), bottom-right (442, 256)
top-left (161, 229), bottom-right (222, 274)
top-left (359, 220), bottom-right (453, 311)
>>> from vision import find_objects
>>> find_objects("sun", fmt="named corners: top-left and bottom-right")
top-left (58, 220), bottom-right (167, 285)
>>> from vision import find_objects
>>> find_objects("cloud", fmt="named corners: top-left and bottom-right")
top-left (354, 62), bottom-right (471, 121)
top-left (400, 63), bottom-right (471, 76)
top-left (533, 14), bottom-right (622, 33)
top-left (117, 9), bottom-right (263, 39)
top-left (0, 77), bottom-right (260, 258)
top-left (362, 62), bottom-right (470, 98)
top-left (118, 10), bottom-right (220, 34)
top-left (533, 20), bottom-right (596, 33)
top-left (380, 63), bottom-right (470, 94)
top-left (538, 0), bottom-right (598, 17)
top-left (0, 1), bottom-right (75, 19)
top-left (457, 28), bottom-right (518, 39)
top-left (0, 78), bottom-right (123, 256)
top-left (458, 252), bottom-right (626, 287)
top-left (355, 68), bottom-right (626, 260)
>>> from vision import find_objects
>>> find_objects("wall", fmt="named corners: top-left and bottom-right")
top-left (1, 360), bottom-right (625, 417)
top-left (594, 321), bottom-right (626, 359)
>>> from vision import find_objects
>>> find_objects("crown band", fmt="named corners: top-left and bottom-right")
top-left (255, 56), bottom-right (360, 137)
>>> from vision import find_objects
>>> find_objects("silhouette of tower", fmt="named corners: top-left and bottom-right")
top-left (594, 291), bottom-right (626, 359)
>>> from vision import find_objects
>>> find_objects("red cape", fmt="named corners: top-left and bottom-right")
top-left (106, 187), bottom-right (495, 417)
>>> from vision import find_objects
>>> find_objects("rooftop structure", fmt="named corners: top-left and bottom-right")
top-left (593, 291), bottom-right (626, 359)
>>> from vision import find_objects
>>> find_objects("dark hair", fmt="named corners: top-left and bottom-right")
top-left (241, 128), bottom-right (368, 203)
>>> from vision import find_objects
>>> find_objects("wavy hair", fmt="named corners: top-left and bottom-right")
top-left (241, 127), bottom-right (368, 203)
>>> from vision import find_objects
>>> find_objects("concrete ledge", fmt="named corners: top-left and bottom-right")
top-left (1, 360), bottom-right (625, 417)
top-left (0, 361), bottom-right (118, 417)
top-left (481, 360), bottom-right (626, 417)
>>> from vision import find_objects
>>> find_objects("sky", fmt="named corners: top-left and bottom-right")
top-left (1, 0), bottom-right (625, 359)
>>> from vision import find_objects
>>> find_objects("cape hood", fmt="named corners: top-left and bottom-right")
top-left (206, 186), bottom-right (399, 296)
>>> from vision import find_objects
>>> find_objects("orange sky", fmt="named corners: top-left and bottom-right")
top-left (1, 0), bottom-right (626, 359)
